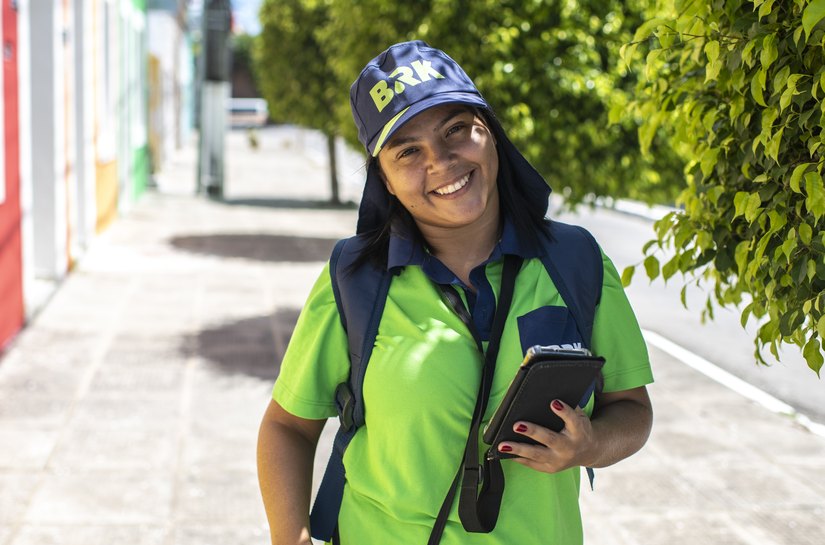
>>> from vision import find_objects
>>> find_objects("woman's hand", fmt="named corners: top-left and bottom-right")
top-left (496, 399), bottom-right (600, 473)
top-left (496, 386), bottom-right (653, 474)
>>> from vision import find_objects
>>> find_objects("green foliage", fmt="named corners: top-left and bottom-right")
top-left (624, 0), bottom-right (825, 374)
top-left (254, 0), bottom-right (686, 205)
top-left (253, 0), bottom-right (340, 134)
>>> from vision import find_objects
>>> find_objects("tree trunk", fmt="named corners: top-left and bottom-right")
top-left (327, 133), bottom-right (340, 204)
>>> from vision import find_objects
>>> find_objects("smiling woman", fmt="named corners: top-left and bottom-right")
top-left (376, 105), bottom-right (501, 281)
top-left (257, 40), bottom-right (654, 545)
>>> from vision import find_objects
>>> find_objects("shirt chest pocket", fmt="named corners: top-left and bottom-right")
top-left (516, 305), bottom-right (585, 355)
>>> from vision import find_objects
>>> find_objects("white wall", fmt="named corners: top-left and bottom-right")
top-left (74, 0), bottom-right (97, 252)
top-left (148, 10), bottom-right (184, 165)
top-left (29, 0), bottom-right (68, 280)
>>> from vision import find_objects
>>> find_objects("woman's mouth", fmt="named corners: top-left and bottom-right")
top-left (432, 172), bottom-right (471, 196)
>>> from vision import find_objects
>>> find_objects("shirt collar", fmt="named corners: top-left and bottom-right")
top-left (387, 213), bottom-right (541, 274)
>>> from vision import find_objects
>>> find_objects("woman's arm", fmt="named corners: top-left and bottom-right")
top-left (496, 386), bottom-right (653, 473)
top-left (257, 399), bottom-right (326, 545)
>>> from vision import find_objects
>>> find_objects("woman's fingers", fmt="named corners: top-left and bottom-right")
top-left (496, 399), bottom-right (595, 473)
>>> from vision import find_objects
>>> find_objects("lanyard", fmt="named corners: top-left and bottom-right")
top-left (428, 254), bottom-right (522, 544)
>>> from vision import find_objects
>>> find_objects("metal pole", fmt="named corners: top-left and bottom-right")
top-left (197, 0), bottom-right (231, 199)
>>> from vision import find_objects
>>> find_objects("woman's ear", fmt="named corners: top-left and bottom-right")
top-left (375, 159), bottom-right (396, 196)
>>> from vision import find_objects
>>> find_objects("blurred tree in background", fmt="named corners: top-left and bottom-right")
top-left (623, 0), bottom-right (825, 374)
top-left (255, 0), bottom-right (684, 205)
top-left (254, 0), bottom-right (342, 203)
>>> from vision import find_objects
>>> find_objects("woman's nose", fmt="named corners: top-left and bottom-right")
top-left (426, 142), bottom-right (455, 172)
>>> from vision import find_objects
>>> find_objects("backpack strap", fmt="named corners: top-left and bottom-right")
top-left (537, 220), bottom-right (603, 488)
top-left (537, 221), bottom-right (603, 349)
top-left (310, 236), bottom-right (393, 542)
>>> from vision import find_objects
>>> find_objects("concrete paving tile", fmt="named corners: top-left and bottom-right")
top-left (581, 517), bottom-right (635, 545)
top-left (170, 524), bottom-right (270, 545)
top-left (174, 470), bottom-right (266, 524)
top-left (181, 434), bottom-right (257, 474)
top-left (579, 466), bottom-right (706, 515)
top-left (735, 507), bottom-right (825, 545)
top-left (611, 512), bottom-right (759, 545)
top-left (104, 336), bottom-right (188, 368)
top-left (49, 427), bottom-right (177, 472)
top-left (87, 364), bottom-right (184, 394)
top-left (187, 385), bottom-right (272, 438)
top-left (0, 362), bottom-right (85, 398)
top-left (0, 396), bottom-right (73, 429)
top-left (9, 524), bottom-right (167, 545)
top-left (0, 473), bottom-right (40, 524)
top-left (0, 428), bottom-right (58, 469)
top-left (24, 471), bottom-right (174, 525)
top-left (69, 395), bottom-right (180, 433)
top-left (678, 462), bottom-right (823, 510)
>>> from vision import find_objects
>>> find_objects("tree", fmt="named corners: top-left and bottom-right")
top-left (320, 0), bottom-right (685, 205)
top-left (622, 0), bottom-right (825, 374)
top-left (254, 0), bottom-right (342, 203)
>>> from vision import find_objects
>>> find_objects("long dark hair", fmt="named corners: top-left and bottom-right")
top-left (352, 108), bottom-right (550, 270)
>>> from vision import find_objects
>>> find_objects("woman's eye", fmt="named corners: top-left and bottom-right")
top-left (446, 123), bottom-right (466, 137)
top-left (398, 147), bottom-right (418, 159)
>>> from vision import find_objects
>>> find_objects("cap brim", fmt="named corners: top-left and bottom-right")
top-left (368, 91), bottom-right (489, 157)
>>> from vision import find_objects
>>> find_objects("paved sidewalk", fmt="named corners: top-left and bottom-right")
top-left (0, 127), bottom-right (823, 545)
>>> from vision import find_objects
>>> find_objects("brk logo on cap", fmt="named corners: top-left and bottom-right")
top-left (350, 40), bottom-right (489, 156)
top-left (369, 60), bottom-right (445, 112)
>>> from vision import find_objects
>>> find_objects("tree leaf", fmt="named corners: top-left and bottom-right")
top-left (751, 68), bottom-right (768, 106)
top-left (760, 33), bottom-right (778, 70)
top-left (803, 337), bottom-right (824, 376)
top-left (745, 193), bottom-right (763, 223)
top-left (734, 191), bottom-right (750, 218)
top-left (803, 0), bottom-right (825, 39)
top-left (804, 171), bottom-right (825, 221)
top-left (621, 265), bottom-right (635, 288)
top-left (644, 255), bottom-right (660, 280)
top-left (735, 240), bottom-right (751, 274)
top-left (704, 40), bottom-right (720, 63)
top-left (799, 223), bottom-right (813, 245)
top-left (790, 163), bottom-right (810, 193)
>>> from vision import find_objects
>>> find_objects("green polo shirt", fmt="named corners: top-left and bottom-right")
top-left (273, 248), bottom-right (652, 544)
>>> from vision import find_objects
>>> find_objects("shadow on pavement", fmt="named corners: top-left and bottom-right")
top-left (184, 308), bottom-right (301, 380)
top-left (222, 197), bottom-right (358, 210)
top-left (169, 233), bottom-right (338, 262)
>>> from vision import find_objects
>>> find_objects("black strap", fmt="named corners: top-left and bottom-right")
top-left (427, 254), bottom-right (522, 544)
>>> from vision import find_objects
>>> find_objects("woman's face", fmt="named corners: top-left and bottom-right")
top-left (377, 104), bottom-right (499, 234)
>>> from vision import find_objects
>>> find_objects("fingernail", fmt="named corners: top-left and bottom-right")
top-left (515, 424), bottom-right (528, 433)
top-left (499, 444), bottom-right (513, 453)
top-left (552, 400), bottom-right (564, 411)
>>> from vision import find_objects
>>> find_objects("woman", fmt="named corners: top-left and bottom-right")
top-left (258, 40), bottom-right (653, 545)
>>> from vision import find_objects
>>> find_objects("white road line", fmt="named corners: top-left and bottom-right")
top-left (642, 328), bottom-right (825, 438)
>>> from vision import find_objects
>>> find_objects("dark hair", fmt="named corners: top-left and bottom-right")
top-left (352, 108), bottom-right (549, 271)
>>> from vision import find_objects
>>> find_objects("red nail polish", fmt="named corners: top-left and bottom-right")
top-left (515, 424), bottom-right (528, 433)
top-left (552, 400), bottom-right (564, 411)
top-left (500, 444), bottom-right (513, 453)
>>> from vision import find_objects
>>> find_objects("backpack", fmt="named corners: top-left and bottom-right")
top-left (309, 220), bottom-right (603, 542)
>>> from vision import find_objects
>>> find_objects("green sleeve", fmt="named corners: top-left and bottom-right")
top-left (591, 250), bottom-right (654, 393)
top-left (272, 263), bottom-right (350, 420)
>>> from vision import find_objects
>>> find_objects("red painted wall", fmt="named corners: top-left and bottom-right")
top-left (0, 0), bottom-right (23, 349)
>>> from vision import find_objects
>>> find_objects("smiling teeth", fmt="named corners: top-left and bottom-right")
top-left (434, 174), bottom-right (470, 195)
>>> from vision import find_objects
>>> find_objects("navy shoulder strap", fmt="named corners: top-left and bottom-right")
top-left (537, 220), bottom-right (603, 489)
top-left (537, 221), bottom-right (603, 348)
top-left (310, 235), bottom-right (392, 542)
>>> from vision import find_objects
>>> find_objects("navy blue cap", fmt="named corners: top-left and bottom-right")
top-left (351, 41), bottom-right (552, 236)
top-left (350, 40), bottom-right (489, 157)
